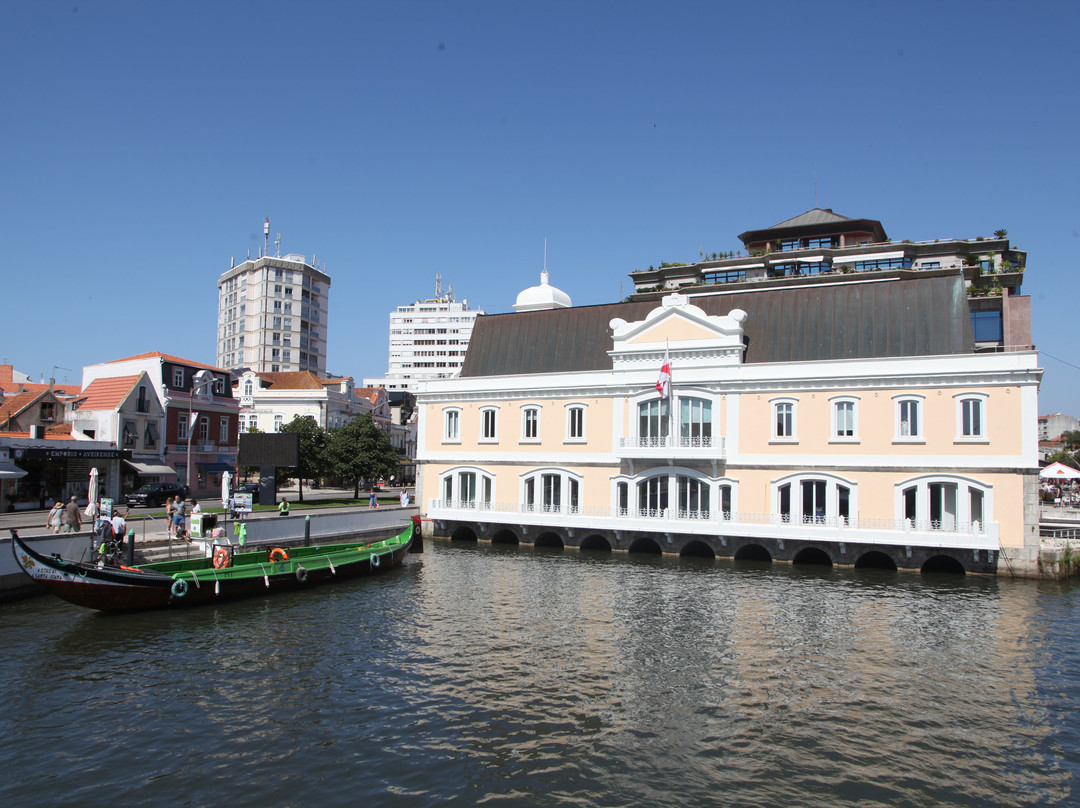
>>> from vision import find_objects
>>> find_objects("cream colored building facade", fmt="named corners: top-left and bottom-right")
top-left (417, 278), bottom-right (1043, 576)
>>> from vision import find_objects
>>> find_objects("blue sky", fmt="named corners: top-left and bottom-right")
top-left (3, 1), bottom-right (1079, 413)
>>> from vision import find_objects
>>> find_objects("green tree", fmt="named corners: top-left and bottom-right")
top-left (280, 415), bottom-right (331, 502)
top-left (330, 414), bottom-right (401, 498)
top-left (1046, 450), bottom-right (1080, 470)
top-left (1059, 430), bottom-right (1080, 452)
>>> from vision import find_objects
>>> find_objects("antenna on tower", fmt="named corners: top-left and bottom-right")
top-left (263, 217), bottom-right (270, 256)
top-left (275, 232), bottom-right (282, 257)
top-left (435, 273), bottom-right (443, 299)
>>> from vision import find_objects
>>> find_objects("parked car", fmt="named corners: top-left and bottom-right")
top-left (236, 483), bottom-right (260, 504)
top-left (125, 482), bottom-right (184, 508)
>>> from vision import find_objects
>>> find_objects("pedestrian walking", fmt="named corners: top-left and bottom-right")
top-left (399, 488), bottom-right (409, 508)
top-left (46, 500), bottom-right (64, 533)
top-left (369, 488), bottom-right (378, 509)
top-left (278, 497), bottom-right (290, 516)
top-left (171, 495), bottom-right (187, 541)
top-left (61, 495), bottom-right (81, 533)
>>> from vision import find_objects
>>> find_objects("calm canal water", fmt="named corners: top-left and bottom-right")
top-left (2, 541), bottom-right (1079, 807)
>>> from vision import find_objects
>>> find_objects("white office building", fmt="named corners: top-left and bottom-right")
top-left (364, 277), bottom-right (483, 393)
top-left (217, 223), bottom-right (331, 376)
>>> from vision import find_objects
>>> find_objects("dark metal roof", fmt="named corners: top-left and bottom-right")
top-left (459, 274), bottom-right (974, 378)
top-left (737, 208), bottom-right (888, 246)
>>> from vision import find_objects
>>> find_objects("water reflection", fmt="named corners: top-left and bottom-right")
top-left (1, 543), bottom-right (1077, 807)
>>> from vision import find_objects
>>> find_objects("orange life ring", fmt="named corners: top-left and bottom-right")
top-left (213, 548), bottom-right (231, 569)
top-left (268, 547), bottom-right (289, 563)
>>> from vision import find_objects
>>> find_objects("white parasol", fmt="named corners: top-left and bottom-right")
top-left (1039, 461), bottom-right (1080, 480)
top-left (221, 470), bottom-right (231, 510)
top-left (85, 467), bottom-right (100, 520)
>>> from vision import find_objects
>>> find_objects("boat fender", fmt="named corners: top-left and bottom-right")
top-left (213, 548), bottom-right (231, 569)
top-left (370, 552), bottom-right (381, 569)
top-left (296, 565), bottom-right (308, 582)
top-left (269, 547), bottom-right (289, 563)
top-left (171, 578), bottom-right (188, 598)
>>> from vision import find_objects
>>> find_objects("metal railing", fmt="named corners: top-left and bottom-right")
top-left (427, 500), bottom-right (993, 538)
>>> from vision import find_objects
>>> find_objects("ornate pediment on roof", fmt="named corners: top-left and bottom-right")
top-left (608, 293), bottom-right (747, 369)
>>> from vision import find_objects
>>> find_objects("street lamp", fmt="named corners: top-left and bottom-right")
top-left (185, 369), bottom-right (215, 499)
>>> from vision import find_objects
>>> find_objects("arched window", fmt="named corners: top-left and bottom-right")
top-left (896, 474), bottom-right (991, 533)
top-left (439, 467), bottom-right (495, 510)
top-left (521, 468), bottom-right (582, 514)
top-left (773, 472), bottom-right (856, 526)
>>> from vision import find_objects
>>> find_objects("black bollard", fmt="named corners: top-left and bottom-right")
top-left (304, 514), bottom-right (311, 546)
top-left (127, 529), bottom-right (135, 567)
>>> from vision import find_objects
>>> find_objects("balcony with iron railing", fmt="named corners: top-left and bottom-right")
top-left (617, 434), bottom-right (726, 460)
top-left (426, 498), bottom-right (998, 551)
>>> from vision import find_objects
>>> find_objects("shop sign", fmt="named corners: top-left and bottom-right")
top-left (14, 447), bottom-right (129, 461)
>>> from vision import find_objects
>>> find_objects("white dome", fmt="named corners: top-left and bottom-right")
top-left (513, 270), bottom-right (572, 312)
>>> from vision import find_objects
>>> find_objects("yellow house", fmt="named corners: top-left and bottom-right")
top-left (416, 272), bottom-right (1042, 576)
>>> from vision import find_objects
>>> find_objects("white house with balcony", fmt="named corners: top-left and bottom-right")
top-left (416, 274), bottom-right (1043, 577)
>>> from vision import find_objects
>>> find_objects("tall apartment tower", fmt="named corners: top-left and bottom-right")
top-left (363, 276), bottom-right (483, 393)
top-left (217, 220), bottom-right (332, 376)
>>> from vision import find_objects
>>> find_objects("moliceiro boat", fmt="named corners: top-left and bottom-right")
top-left (10, 516), bottom-right (422, 613)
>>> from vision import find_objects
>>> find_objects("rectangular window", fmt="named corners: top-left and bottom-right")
top-left (679, 398), bottom-right (712, 445)
top-left (703, 269), bottom-right (746, 285)
top-left (445, 410), bottom-right (460, 441)
top-left (173, 368), bottom-right (184, 387)
top-left (801, 479), bottom-right (826, 523)
top-left (523, 408), bottom-right (539, 440)
top-left (638, 400), bottom-right (668, 444)
top-left (177, 418), bottom-right (188, 441)
top-left (542, 474), bottom-right (561, 512)
top-left (219, 418), bottom-right (229, 444)
top-left (459, 472), bottom-right (476, 507)
top-left (971, 311), bottom-right (1003, 342)
top-left (198, 416), bottom-right (209, 442)
top-left (274, 414), bottom-right (283, 432)
top-left (835, 401), bottom-right (855, 438)
top-left (482, 409), bottom-right (497, 440)
top-left (568, 407), bottom-right (584, 440)
top-left (961, 398), bottom-right (983, 437)
top-left (774, 402), bottom-right (794, 439)
top-left (899, 400), bottom-right (920, 437)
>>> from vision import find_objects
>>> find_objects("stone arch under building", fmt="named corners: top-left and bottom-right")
top-left (628, 536), bottom-right (663, 555)
top-left (733, 543), bottom-right (772, 562)
top-left (492, 528), bottom-right (519, 545)
top-left (854, 550), bottom-right (898, 571)
top-left (450, 525), bottom-right (478, 542)
top-left (534, 532), bottom-right (564, 549)
top-left (680, 540), bottom-right (715, 559)
top-left (579, 534), bottom-right (612, 551)
top-left (793, 546), bottom-right (833, 567)
top-left (921, 554), bottom-right (966, 575)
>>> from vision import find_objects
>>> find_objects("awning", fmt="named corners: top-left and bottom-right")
top-left (197, 462), bottom-right (236, 474)
top-left (125, 459), bottom-right (177, 476)
top-left (0, 460), bottom-right (28, 480)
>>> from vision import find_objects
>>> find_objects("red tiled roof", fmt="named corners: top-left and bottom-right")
top-left (0, 391), bottom-right (43, 424)
top-left (104, 351), bottom-right (228, 373)
top-left (354, 387), bottom-right (386, 405)
top-left (0, 430), bottom-right (77, 440)
top-left (253, 371), bottom-right (324, 390)
top-left (73, 375), bottom-right (140, 411)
